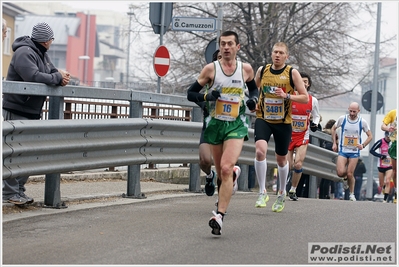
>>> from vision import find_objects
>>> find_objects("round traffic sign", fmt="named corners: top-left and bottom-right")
top-left (153, 45), bottom-right (170, 77)
top-left (205, 38), bottom-right (217, 64)
top-left (361, 90), bottom-right (384, 112)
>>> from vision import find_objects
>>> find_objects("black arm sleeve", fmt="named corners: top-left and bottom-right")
top-left (195, 101), bottom-right (206, 110)
top-left (246, 79), bottom-right (259, 99)
top-left (187, 80), bottom-right (206, 102)
top-left (369, 140), bottom-right (382, 158)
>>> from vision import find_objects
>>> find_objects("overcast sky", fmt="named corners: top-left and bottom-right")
top-left (62, 1), bottom-right (397, 47)
top-left (61, 1), bottom-right (397, 29)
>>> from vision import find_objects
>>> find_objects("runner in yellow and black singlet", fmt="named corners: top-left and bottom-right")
top-left (248, 42), bottom-right (309, 212)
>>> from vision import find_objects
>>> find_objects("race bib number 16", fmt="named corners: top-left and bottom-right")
top-left (215, 96), bottom-right (240, 121)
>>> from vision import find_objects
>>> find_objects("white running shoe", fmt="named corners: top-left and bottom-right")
top-left (209, 210), bottom-right (223, 235)
top-left (232, 166), bottom-right (241, 195)
top-left (349, 194), bottom-right (356, 201)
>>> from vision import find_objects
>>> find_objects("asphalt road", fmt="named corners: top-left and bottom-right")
top-left (2, 192), bottom-right (397, 265)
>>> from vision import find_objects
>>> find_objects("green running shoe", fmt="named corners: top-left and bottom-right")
top-left (255, 193), bottom-right (269, 208)
top-left (272, 193), bottom-right (286, 212)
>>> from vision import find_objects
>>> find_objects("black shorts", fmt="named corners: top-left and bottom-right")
top-left (378, 167), bottom-right (392, 173)
top-left (254, 118), bottom-right (292, 156)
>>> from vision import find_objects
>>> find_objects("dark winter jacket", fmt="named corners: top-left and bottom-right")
top-left (354, 159), bottom-right (366, 177)
top-left (320, 128), bottom-right (336, 151)
top-left (3, 36), bottom-right (63, 119)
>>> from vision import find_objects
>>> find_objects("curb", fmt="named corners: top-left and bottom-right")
top-left (27, 167), bottom-right (197, 184)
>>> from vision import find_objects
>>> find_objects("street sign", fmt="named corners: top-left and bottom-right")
top-left (172, 17), bottom-right (216, 32)
top-left (153, 45), bottom-right (170, 77)
top-left (361, 90), bottom-right (384, 112)
top-left (149, 3), bottom-right (173, 35)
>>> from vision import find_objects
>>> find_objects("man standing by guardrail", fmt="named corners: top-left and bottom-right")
top-left (187, 31), bottom-right (258, 236)
top-left (331, 102), bottom-right (373, 201)
top-left (2, 22), bottom-right (70, 205)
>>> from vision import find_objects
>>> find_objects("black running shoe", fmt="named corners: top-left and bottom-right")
top-left (288, 190), bottom-right (298, 201)
top-left (205, 170), bottom-right (216, 196)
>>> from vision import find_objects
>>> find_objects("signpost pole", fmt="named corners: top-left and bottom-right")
top-left (157, 2), bottom-right (166, 94)
top-left (216, 3), bottom-right (224, 50)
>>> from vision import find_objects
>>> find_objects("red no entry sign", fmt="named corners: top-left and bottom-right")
top-left (153, 45), bottom-right (170, 77)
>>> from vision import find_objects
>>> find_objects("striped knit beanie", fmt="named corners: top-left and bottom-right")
top-left (31, 22), bottom-right (54, 42)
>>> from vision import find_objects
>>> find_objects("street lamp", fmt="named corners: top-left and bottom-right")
top-left (78, 55), bottom-right (90, 85)
top-left (126, 4), bottom-right (134, 88)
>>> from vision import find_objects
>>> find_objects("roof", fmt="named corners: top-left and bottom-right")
top-left (15, 14), bottom-right (80, 45)
top-left (2, 2), bottom-right (31, 17)
top-left (380, 57), bottom-right (397, 68)
top-left (99, 40), bottom-right (125, 59)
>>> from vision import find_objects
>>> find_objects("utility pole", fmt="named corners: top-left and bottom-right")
top-left (366, 2), bottom-right (381, 200)
top-left (84, 11), bottom-right (90, 85)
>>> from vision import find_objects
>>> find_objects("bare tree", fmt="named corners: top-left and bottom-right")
top-left (127, 2), bottom-right (395, 97)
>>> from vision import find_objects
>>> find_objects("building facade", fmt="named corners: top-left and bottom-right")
top-left (2, 2), bottom-right (128, 87)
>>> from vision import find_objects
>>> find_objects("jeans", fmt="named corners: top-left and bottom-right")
top-left (354, 176), bottom-right (363, 200)
top-left (2, 109), bottom-right (31, 199)
top-left (319, 178), bottom-right (333, 199)
top-left (334, 181), bottom-right (343, 199)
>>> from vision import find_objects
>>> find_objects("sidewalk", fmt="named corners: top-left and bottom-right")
top-left (2, 167), bottom-right (205, 222)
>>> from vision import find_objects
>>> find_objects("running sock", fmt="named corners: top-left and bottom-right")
top-left (254, 158), bottom-right (267, 194)
top-left (217, 211), bottom-right (225, 220)
top-left (278, 162), bottom-right (289, 195)
top-left (290, 186), bottom-right (297, 192)
top-left (206, 171), bottom-right (214, 178)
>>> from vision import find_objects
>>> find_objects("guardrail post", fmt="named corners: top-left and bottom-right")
top-left (238, 163), bottom-right (249, 192)
top-left (189, 164), bottom-right (201, 193)
top-left (44, 96), bottom-right (67, 208)
top-left (124, 99), bottom-right (146, 199)
top-left (188, 107), bottom-right (202, 192)
top-left (43, 175), bottom-right (64, 208)
top-left (308, 135), bottom-right (320, 198)
top-left (107, 105), bottom-right (119, 172)
top-left (125, 165), bottom-right (145, 198)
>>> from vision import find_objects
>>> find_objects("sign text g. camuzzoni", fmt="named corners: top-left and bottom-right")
top-left (172, 17), bottom-right (216, 32)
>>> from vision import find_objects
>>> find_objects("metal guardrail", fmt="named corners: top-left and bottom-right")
top-left (2, 81), bottom-right (339, 207)
top-left (2, 118), bottom-right (338, 179)
top-left (2, 118), bottom-right (339, 202)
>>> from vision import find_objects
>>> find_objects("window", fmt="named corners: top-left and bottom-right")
top-left (3, 27), bottom-right (11, 55)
